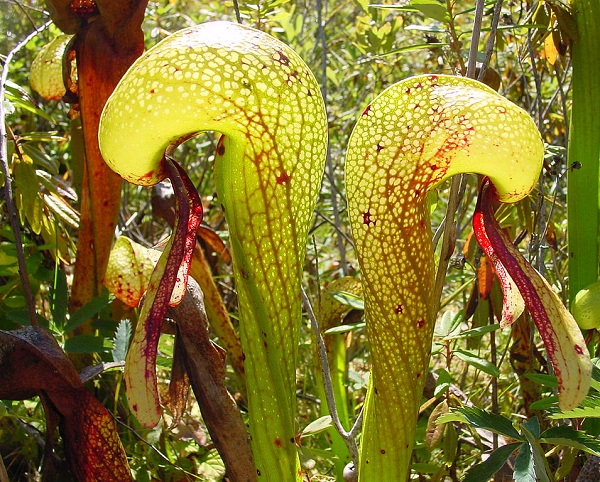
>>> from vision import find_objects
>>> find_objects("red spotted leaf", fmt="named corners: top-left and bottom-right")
top-left (104, 236), bottom-right (156, 307)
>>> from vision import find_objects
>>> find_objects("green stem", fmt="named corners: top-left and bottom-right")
top-left (567, 0), bottom-right (600, 303)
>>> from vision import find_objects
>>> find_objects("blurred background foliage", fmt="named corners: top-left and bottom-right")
top-left (1, 0), bottom-right (599, 480)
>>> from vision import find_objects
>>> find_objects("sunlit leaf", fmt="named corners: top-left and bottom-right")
top-left (540, 426), bottom-right (600, 456)
top-left (302, 415), bottom-right (333, 437)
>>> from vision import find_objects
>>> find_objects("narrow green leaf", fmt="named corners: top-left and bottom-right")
top-left (378, 42), bottom-right (447, 57)
top-left (454, 348), bottom-right (500, 377)
top-left (51, 267), bottom-right (68, 330)
top-left (324, 322), bottom-right (365, 335)
top-left (444, 324), bottom-right (500, 340)
top-left (370, 0), bottom-right (450, 22)
top-left (523, 373), bottom-right (558, 388)
top-left (411, 462), bottom-right (442, 474)
top-left (530, 396), bottom-right (558, 411)
top-left (64, 289), bottom-right (111, 332)
top-left (521, 425), bottom-right (552, 482)
top-left (514, 443), bottom-right (535, 482)
top-left (329, 291), bottom-right (364, 310)
top-left (4, 82), bottom-right (53, 121)
top-left (21, 143), bottom-right (59, 175)
top-left (463, 443), bottom-right (522, 482)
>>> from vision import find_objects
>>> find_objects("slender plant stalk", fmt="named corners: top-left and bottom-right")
top-left (317, 0), bottom-right (349, 275)
top-left (302, 289), bottom-right (360, 468)
top-left (567, 0), bottom-right (600, 303)
top-left (0, 453), bottom-right (8, 482)
top-left (477, 0), bottom-right (503, 82)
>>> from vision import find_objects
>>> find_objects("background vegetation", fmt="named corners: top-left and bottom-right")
top-left (1, 0), bottom-right (599, 480)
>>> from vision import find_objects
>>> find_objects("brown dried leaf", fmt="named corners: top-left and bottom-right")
top-left (0, 327), bottom-right (133, 481)
top-left (425, 400), bottom-right (449, 451)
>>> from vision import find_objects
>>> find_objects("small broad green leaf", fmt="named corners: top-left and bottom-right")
top-left (514, 443), bottom-right (535, 482)
top-left (435, 310), bottom-right (462, 337)
top-left (111, 320), bottom-right (132, 363)
top-left (452, 407), bottom-right (522, 440)
top-left (301, 415), bottom-right (333, 437)
top-left (454, 348), bottom-right (500, 377)
top-left (197, 449), bottom-right (226, 480)
top-left (523, 417), bottom-right (541, 438)
top-left (434, 368), bottom-right (451, 398)
top-left (540, 426), bottom-right (600, 456)
top-left (64, 288), bottom-right (111, 332)
top-left (530, 396), bottom-right (558, 411)
top-left (463, 443), bottom-right (523, 482)
top-left (329, 291), bottom-right (364, 311)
